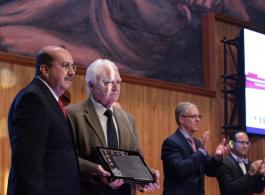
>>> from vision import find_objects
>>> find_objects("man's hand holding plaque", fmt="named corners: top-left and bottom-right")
top-left (94, 147), bottom-right (160, 191)
top-left (95, 164), bottom-right (125, 189)
top-left (136, 168), bottom-right (160, 192)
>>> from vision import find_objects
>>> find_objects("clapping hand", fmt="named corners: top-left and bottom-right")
top-left (249, 159), bottom-right (265, 176)
top-left (201, 130), bottom-right (210, 151)
top-left (214, 138), bottom-right (228, 157)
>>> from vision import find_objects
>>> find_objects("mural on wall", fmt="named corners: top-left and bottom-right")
top-left (0, 0), bottom-right (264, 86)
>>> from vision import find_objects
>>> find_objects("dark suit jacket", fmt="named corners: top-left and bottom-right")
top-left (7, 78), bottom-right (81, 195)
top-left (66, 98), bottom-right (140, 195)
top-left (217, 154), bottom-right (265, 195)
top-left (161, 129), bottom-right (221, 195)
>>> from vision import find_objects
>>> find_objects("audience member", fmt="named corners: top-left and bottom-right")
top-left (161, 101), bottom-right (227, 195)
top-left (217, 130), bottom-right (265, 195)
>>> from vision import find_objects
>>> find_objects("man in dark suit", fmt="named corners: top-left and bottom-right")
top-left (66, 59), bottom-right (160, 195)
top-left (161, 101), bottom-right (227, 195)
top-left (217, 130), bottom-right (265, 195)
top-left (7, 46), bottom-right (81, 195)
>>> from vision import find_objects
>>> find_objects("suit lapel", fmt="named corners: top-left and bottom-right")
top-left (228, 155), bottom-right (245, 176)
top-left (113, 108), bottom-right (130, 148)
top-left (176, 130), bottom-right (194, 154)
top-left (33, 78), bottom-right (68, 124)
top-left (83, 99), bottom-right (107, 146)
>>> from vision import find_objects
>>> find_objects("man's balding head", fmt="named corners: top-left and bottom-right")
top-left (35, 45), bottom-right (75, 96)
top-left (35, 46), bottom-right (71, 76)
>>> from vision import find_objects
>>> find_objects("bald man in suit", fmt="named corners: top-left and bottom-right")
top-left (7, 46), bottom-right (81, 195)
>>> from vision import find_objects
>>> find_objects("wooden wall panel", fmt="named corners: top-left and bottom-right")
top-left (0, 62), bottom-right (36, 195)
top-left (203, 13), bottom-right (265, 195)
top-left (0, 62), bottom-right (222, 195)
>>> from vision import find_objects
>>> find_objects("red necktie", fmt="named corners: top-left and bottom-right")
top-left (58, 99), bottom-right (67, 118)
top-left (187, 137), bottom-right (196, 152)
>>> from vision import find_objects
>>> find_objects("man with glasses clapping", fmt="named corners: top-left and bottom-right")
top-left (217, 130), bottom-right (265, 195)
top-left (161, 101), bottom-right (228, 195)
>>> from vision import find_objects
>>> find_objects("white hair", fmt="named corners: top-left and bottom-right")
top-left (85, 59), bottom-right (118, 94)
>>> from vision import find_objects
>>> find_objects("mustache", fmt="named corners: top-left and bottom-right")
top-left (64, 76), bottom-right (74, 81)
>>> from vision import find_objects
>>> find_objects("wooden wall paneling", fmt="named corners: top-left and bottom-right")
top-left (69, 74), bottom-right (87, 103)
top-left (0, 51), bottom-right (216, 98)
top-left (215, 15), bottom-right (265, 176)
top-left (203, 13), bottom-right (217, 91)
top-left (203, 13), bottom-right (265, 195)
top-left (0, 61), bottom-right (219, 195)
top-left (0, 62), bottom-right (35, 195)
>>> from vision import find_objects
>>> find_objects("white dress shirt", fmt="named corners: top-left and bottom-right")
top-left (90, 98), bottom-right (119, 146)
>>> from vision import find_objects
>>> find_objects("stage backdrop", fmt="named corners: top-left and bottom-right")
top-left (0, 0), bottom-right (264, 87)
top-left (1, 12), bottom-right (265, 195)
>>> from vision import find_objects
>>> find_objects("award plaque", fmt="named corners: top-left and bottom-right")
top-left (94, 147), bottom-right (155, 184)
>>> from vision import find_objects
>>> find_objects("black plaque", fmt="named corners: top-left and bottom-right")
top-left (94, 147), bottom-right (155, 184)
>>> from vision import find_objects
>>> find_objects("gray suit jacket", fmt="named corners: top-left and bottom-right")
top-left (66, 98), bottom-right (140, 195)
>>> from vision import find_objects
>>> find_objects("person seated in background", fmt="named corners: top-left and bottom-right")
top-left (217, 130), bottom-right (265, 195)
top-left (65, 59), bottom-right (160, 195)
top-left (161, 101), bottom-right (228, 195)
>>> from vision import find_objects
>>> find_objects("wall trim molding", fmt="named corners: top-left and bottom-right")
top-left (0, 51), bottom-right (215, 97)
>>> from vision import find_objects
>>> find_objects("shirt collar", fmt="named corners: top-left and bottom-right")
top-left (231, 152), bottom-right (248, 164)
top-left (179, 128), bottom-right (193, 139)
top-left (37, 76), bottom-right (59, 101)
top-left (90, 97), bottom-right (113, 114)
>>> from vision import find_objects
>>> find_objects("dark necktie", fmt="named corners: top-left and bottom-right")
top-left (58, 99), bottom-right (67, 118)
top-left (104, 109), bottom-right (118, 148)
top-left (187, 137), bottom-right (196, 152)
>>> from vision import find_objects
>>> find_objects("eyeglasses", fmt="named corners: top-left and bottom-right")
top-left (181, 115), bottom-right (202, 119)
top-left (61, 63), bottom-right (77, 71)
top-left (235, 141), bottom-right (251, 146)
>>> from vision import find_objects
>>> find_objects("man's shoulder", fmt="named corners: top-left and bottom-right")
top-left (18, 78), bottom-right (57, 103)
top-left (222, 155), bottom-right (237, 167)
top-left (123, 110), bottom-right (134, 120)
top-left (163, 130), bottom-right (182, 145)
top-left (65, 100), bottom-right (88, 113)
top-left (114, 107), bottom-right (135, 120)
top-left (14, 80), bottom-right (46, 103)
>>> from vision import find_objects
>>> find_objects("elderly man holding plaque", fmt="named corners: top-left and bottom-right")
top-left (66, 59), bottom-right (160, 195)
